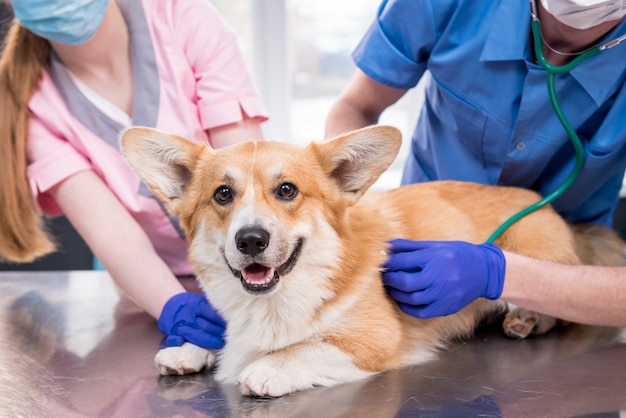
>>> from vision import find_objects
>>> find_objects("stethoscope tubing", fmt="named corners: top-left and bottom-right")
top-left (486, 1), bottom-right (623, 243)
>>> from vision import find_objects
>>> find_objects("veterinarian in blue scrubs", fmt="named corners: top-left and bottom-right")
top-left (326, 0), bottom-right (626, 326)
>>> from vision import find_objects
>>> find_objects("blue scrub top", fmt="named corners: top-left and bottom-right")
top-left (354, 0), bottom-right (626, 226)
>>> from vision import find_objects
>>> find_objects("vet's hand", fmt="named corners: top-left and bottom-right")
top-left (382, 239), bottom-right (506, 319)
top-left (158, 292), bottom-right (226, 349)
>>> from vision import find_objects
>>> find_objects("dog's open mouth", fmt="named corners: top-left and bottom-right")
top-left (241, 265), bottom-right (279, 294)
top-left (238, 239), bottom-right (303, 295)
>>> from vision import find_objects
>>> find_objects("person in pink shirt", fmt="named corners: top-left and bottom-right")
top-left (0, 0), bottom-right (268, 350)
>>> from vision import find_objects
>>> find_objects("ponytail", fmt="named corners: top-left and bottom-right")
top-left (0, 20), bottom-right (55, 262)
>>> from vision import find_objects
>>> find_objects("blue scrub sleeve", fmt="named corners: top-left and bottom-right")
top-left (352, 0), bottom-right (438, 90)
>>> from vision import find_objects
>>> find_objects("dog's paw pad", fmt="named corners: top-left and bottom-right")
top-left (161, 365), bottom-right (199, 376)
top-left (503, 307), bottom-right (557, 339)
top-left (503, 316), bottom-right (537, 339)
top-left (155, 343), bottom-right (215, 376)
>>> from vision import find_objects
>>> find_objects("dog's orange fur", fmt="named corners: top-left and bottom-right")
top-left (120, 125), bottom-right (625, 396)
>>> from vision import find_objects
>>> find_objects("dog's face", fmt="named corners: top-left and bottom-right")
top-left (185, 141), bottom-right (334, 298)
top-left (120, 126), bottom-right (401, 302)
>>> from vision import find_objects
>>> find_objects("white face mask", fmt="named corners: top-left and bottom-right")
top-left (541, 0), bottom-right (626, 30)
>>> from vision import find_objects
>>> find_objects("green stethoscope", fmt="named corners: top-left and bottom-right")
top-left (485, 0), bottom-right (626, 243)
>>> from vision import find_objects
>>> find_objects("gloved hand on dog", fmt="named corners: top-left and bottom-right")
top-left (158, 292), bottom-right (226, 349)
top-left (382, 239), bottom-right (506, 318)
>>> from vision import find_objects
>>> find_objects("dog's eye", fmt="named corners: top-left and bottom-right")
top-left (213, 185), bottom-right (233, 204)
top-left (276, 182), bottom-right (298, 200)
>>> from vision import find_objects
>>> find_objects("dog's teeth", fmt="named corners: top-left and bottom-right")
top-left (244, 268), bottom-right (276, 285)
top-left (246, 277), bottom-right (271, 286)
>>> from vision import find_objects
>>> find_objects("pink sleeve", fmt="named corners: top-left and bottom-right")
top-left (26, 115), bottom-right (92, 215)
top-left (173, 0), bottom-right (269, 129)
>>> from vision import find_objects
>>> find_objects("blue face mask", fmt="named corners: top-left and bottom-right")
top-left (12, 0), bottom-right (110, 45)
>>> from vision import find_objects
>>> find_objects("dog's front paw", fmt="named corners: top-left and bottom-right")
top-left (155, 343), bottom-right (216, 376)
top-left (238, 357), bottom-right (309, 397)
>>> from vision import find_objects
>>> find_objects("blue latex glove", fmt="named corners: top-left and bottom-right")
top-left (382, 239), bottom-right (505, 319)
top-left (158, 292), bottom-right (226, 349)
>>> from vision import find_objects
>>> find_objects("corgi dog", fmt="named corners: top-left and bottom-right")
top-left (120, 125), bottom-right (624, 397)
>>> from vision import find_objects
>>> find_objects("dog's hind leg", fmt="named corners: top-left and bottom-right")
top-left (502, 304), bottom-right (560, 339)
top-left (500, 222), bottom-right (626, 339)
top-left (494, 209), bottom-right (582, 339)
top-left (570, 224), bottom-right (626, 267)
top-left (237, 340), bottom-right (374, 397)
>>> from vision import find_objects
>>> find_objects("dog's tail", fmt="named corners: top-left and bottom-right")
top-left (570, 224), bottom-right (626, 266)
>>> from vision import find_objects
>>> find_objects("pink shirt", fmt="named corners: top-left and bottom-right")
top-left (26, 0), bottom-right (269, 275)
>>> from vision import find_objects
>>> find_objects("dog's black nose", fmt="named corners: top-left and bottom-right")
top-left (236, 227), bottom-right (270, 256)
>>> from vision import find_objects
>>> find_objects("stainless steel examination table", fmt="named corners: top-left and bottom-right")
top-left (1, 271), bottom-right (624, 418)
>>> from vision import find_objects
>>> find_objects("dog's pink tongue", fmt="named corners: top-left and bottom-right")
top-left (245, 264), bottom-right (271, 282)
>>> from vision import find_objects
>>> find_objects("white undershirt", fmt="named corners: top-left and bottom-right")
top-left (67, 70), bottom-right (133, 128)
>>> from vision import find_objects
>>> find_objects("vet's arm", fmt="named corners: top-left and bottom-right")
top-left (325, 69), bottom-right (407, 139)
top-left (501, 251), bottom-right (626, 327)
top-left (50, 170), bottom-right (185, 319)
top-left (206, 115), bottom-right (264, 149)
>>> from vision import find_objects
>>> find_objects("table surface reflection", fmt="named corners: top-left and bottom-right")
top-left (0, 271), bottom-right (625, 418)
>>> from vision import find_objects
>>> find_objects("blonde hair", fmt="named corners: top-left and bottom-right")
top-left (0, 20), bottom-right (55, 262)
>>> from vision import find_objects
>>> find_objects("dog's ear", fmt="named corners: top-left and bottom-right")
top-left (119, 127), bottom-right (206, 213)
top-left (314, 125), bottom-right (402, 203)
